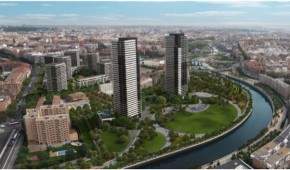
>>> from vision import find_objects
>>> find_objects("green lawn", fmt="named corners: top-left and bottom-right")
top-left (99, 131), bottom-right (130, 153)
top-left (165, 104), bottom-right (237, 134)
top-left (141, 132), bottom-right (166, 153)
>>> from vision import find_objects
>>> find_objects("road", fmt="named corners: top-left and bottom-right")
top-left (0, 65), bottom-right (41, 169)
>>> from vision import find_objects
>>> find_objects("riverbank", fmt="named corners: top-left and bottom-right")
top-left (127, 72), bottom-right (273, 169)
top-left (200, 73), bottom-right (282, 169)
top-left (122, 85), bottom-right (253, 169)
top-left (223, 73), bottom-right (275, 113)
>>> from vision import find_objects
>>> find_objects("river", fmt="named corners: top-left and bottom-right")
top-left (138, 81), bottom-right (273, 169)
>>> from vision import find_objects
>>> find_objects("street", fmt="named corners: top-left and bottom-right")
top-left (0, 65), bottom-right (41, 169)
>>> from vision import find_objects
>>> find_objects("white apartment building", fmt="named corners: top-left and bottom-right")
top-left (112, 38), bottom-right (141, 117)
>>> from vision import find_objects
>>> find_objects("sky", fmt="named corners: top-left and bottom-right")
top-left (1, 1), bottom-right (290, 27)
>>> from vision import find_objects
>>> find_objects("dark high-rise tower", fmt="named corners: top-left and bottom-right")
top-left (165, 33), bottom-right (188, 96)
top-left (112, 38), bottom-right (141, 117)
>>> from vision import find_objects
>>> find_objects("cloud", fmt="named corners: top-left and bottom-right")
top-left (0, 15), bottom-right (5, 18)
top-left (164, 11), bottom-right (245, 17)
top-left (18, 14), bottom-right (80, 20)
top-left (206, 1), bottom-right (268, 8)
top-left (21, 14), bottom-right (56, 20)
top-left (272, 12), bottom-right (290, 16)
top-left (97, 14), bottom-right (124, 20)
top-left (41, 3), bottom-right (52, 7)
top-left (0, 3), bottom-right (18, 6)
top-left (61, 14), bottom-right (79, 17)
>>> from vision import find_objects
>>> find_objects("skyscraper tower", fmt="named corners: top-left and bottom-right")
top-left (112, 38), bottom-right (141, 117)
top-left (46, 63), bottom-right (68, 92)
top-left (165, 33), bottom-right (188, 96)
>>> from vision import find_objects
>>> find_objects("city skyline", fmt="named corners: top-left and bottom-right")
top-left (1, 1), bottom-right (290, 27)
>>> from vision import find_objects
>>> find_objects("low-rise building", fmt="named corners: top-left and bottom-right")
top-left (242, 61), bottom-right (265, 78)
top-left (0, 65), bottom-right (31, 100)
top-left (74, 75), bottom-right (108, 88)
top-left (67, 92), bottom-right (88, 102)
top-left (216, 159), bottom-right (252, 169)
top-left (66, 92), bottom-right (90, 109)
top-left (251, 125), bottom-right (290, 169)
top-left (1, 60), bottom-right (30, 72)
top-left (141, 58), bottom-right (164, 68)
top-left (141, 77), bottom-right (153, 89)
top-left (99, 82), bottom-right (113, 95)
top-left (0, 96), bottom-right (11, 111)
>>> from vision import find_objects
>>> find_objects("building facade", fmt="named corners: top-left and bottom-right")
top-left (99, 82), bottom-right (113, 95)
top-left (96, 61), bottom-right (112, 80)
top-left (112, 37), bottom-right (141, 117)
top-left (74, 75), bottom-right (108, 88)
top-left (45, 63), bottom-right (68, 92)
top-left (165, 33), bottom-right (188, 96)
top-left (24, 104), bottom-right (71, 152)
top-left (0, 96), bottom-right (11, 111)
top-left (64, 50), bottom-right (80, 67)
top-left (44, 54), bottom-right (72, 79)
top-left (54, 56), bottom-right (72, 79)
top-left (0, 65), bottom-right (31, 100)
top-left (259, 74), bottom-right (290, 99)
top-left (86, 53), bottom-right (99, 70)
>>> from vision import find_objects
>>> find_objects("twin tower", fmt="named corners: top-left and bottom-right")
top-left (112, 33), bottom-right (188, 117)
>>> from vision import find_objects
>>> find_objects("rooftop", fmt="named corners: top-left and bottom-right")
top-left (52, 95), bottom-right (61, 105)
top-left (216, 159), bottom-right (252, 169)
top-left (251, 125), bottom-right (290, 168)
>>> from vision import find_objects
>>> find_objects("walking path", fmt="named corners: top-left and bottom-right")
top-left (153, 124), bottom-right (171, 149)
top-left (119, 129), bottom-right (140, 156)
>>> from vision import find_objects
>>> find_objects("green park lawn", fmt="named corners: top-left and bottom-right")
top-left (165, 104), bottom-right (237, 134)
top-left (99, 131), bottom-right (130, 153)
top-left (141, 132), bottom-right (166, 153)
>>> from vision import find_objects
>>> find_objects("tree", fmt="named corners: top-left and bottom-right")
top-left (64, 162), bottom-right (75, 169)
top-left (89, 130), bottom-right (96, 139)
top-left (157, 96), bottom-right (167, 105)
top-left (118, 135), bottom-right (128, 144)
top-left (217, 161), bottom-right (220, 166)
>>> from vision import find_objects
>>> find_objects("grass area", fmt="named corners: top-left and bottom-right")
top-left (141, 132), bottom-right (166, 153)
top-left (99, 131), bottom-right (130, 153)
top-left (78, 121), bottom-right (95, 148)
top-left (165, 104), bottom-right (237, 134)
top-left (171, 136), bottom-right (184, 146)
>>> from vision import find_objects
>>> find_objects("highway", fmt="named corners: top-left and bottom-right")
top-left (0, 65), bottom-right (41, 169)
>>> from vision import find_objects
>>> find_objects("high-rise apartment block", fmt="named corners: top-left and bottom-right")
top-left (112, 38), bottom-right (141, 117)
top-left (86, 53), bottom-right (99, 70)
top-left (24, 104), bottom-right (71, 152)
top-left (96, 61), bottom-right (112, 80)
top-left (45, 63), bottom-right (68, 92)
top-left (165, 33), bottom-right (188, 96)
top-left (44, 54), bottom-right (72, 79)
top-left (64, 50), bottom-right (80, 67)
top-left (54, 56), bottom-right (72, 79)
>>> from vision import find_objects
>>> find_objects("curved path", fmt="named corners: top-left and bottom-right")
top-left (153, 124), bottom-right (171, 149)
